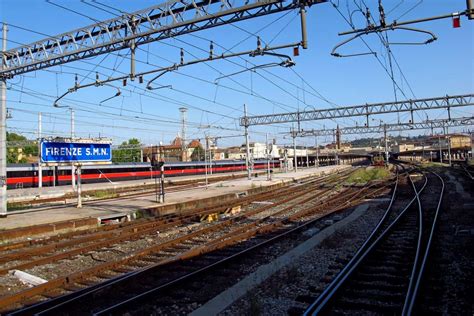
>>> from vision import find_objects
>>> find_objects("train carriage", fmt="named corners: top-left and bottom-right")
top-left (6, 160), bottom-right (280, 189)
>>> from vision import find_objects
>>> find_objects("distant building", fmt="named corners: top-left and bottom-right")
top-left (347, 146), bottom-right (373, 154)
top-left (280, 146), bottom-right (308, 158)
top-left (325, 142), bottom-right (352, 152)
top-left (212, 148), bottom-right (226, 161)
top-left (392, 143), bottom-right (415, 153)
top-left (225, 146), bottom-right (244, 160)
top-left (143, 137), bottom-right (203, 162)
top-left (246, 142), bottom-right (279, 159)
top-left (222, 142), bottom-right (279, 160)
top-left (441, 133), bottom-right (471, 149)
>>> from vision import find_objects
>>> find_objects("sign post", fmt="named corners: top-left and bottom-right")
top-left (151, 159), bottom-right (165, 203)
top-left (41, 141), bottom-right (112, 163)
top-left (160, 163), bottom-right (165, 203)
top-left (76, 165), bottom-right (82, 208)
top-left (40, 138), bottom-right (112, 208)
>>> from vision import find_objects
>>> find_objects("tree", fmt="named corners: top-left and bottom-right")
top-left (6, 132), bottom-right (38, 163)
top-left (190, 144), bottom-right (205, 161)
top-left (112, 138), bottom-right (142, 163)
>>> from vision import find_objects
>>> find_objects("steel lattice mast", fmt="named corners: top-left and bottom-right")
top-left (240, 94), bottom-right (474, 126)
top-left (0, 0), bottom-right (327, 216)
top-left (0, 0), bottom-right (325, 78)
top-left (293, 116), bottom-right (474, 137)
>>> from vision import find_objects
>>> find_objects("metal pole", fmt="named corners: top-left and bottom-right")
top-left (71, 109), bottom-right (76, 190)
top-left (468, 0), bottom-right (474, 19)
top-left (0, 24), bottom-right (8, 217)
top-left (209, 137), bottom-right (213, 175)
top-left (384, 124), bottom-right (389, 166)
top-left (292, 128), bottom-right (297, 172)
top-left (160, 163), bottom-right (165, 203)
top-left (266, 133), bottom-right (271, 180)
top-left (76, 165), bottom-right (82, 208)
top-left (38, 112), bottom-right (43, 189)
top-left (306, 145), bottom-right (309, 168)
top-left (153, 146), bottom-right (158, 203)
top-left (447, 136), bottom-right (452, 166)
top-left (438, 135), bottom-right (443, 162)
top-left (205, 136), bottom-right (209, 187)
top-left (244, 104), bottom-right (251, 180)
top-left (130, 41), bottom-right (136, 80)
top-left (315, 136), bottom-right (319, 167)
top-left (300, 7), bottom-right (308, 49)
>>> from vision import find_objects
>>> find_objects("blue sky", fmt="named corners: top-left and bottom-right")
top-left (1, 0), bottom-right (473, 147)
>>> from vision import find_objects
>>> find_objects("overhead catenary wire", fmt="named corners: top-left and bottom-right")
top-left (79, 0), bottom-right (338, 131)
top-left (11, 0), bottom-right (336, 136)
top-left (5, 25), bottom-right (251, 120)
top-left (329, 0), bottom-right (428, 125)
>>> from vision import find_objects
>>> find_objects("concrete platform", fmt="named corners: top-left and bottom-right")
top-left (0, 165), bottom-right (349, 231)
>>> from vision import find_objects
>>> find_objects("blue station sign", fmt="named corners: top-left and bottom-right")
top-left (41, 141), bottom-right (112, 163)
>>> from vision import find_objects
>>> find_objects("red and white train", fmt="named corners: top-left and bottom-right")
top-left (7, 160), bottom-right (280, 189)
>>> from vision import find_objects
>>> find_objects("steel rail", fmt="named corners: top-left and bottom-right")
top-left (1, 169), bottom-right (345, 250)
top-left (3, 172), bottom-right (351, 313)
top-left (402, 169), bottom-right (426, 315)
top-left (26, 186), bottom-right (355, 315)
top-left (303, 165), bottom-right (403, 315)
top-left (9, 173), bottom-right (378, 314)
top-left (460, 164), bottom-right (474, 180)
top-left (90, 183), bottom-right (390, 315)
top-left (0, 175), bottom-right (335, 275)
top-left (304, 165), bottom-right (428, 315)
top-left (405, 171), bottom-right (445, 315)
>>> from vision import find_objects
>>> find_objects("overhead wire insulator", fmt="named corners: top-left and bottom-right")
top-left (180, 48), bottom-right (184, 65)
top-left (365, 7), bottom-right (372, 28)
top-left (378, 0), bottom-right (386, 27)
top-left (257, 36), bottom-right (262, 52)
top-left (209, 41), bottom-right (214, 59)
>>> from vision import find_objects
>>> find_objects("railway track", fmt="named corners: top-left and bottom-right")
top-left (6, 176), bottom-right (390, 315)
top-left (459, 164), bottom-right (474, 180)
top-left (0, 171), bottom-right (351, 246)
top-left (0, 169), bottom-right (359, 313)
top-left (0, 170), bottom-right (349, 252)
top-left (304, 163), bottom-right (445, 315)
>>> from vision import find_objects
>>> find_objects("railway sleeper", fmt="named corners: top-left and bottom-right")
top-left (359, 264), bottom-right (407, 275)
top-left (170, 244), bottom-right (194, 251)
top-left (111, 266), bottom-right (133, 274)
top-left (356, 272), bottom-right (407, 284)
top-left (350, 279), bottom-right (407, 292)
top-left (343, 287), bottom-right (406, 300)
top-left (374, 246), bottom-right (416, 256)
top-left (335, 297), bottom-right (402, 314)
top-left (372, 248), bottom-right (413, 258)
top-left (365, 258), bottom-right (413, 269)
